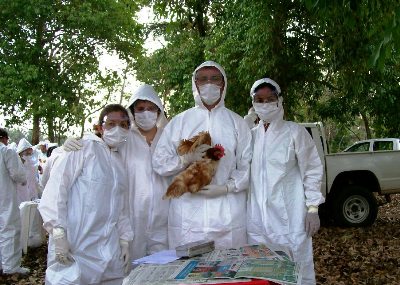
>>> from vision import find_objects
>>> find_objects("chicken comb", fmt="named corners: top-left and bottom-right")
top-left (213, 144), bottom-right (225, 157)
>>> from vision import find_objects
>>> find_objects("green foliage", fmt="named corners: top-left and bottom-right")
top-left (0, 0), bottom-right (143, 142)
top-left (136, 0), bottom-right (400, 148)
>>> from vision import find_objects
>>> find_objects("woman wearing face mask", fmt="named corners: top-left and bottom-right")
top-left (247, 78), bottom-right (325, 285)
top-left (61, 86), bottom-right (170, 261)
top-left (39, 104), bottom-right (133, 285)
top-left (16, 138), bottom-right (40, 204)
top-left (123, 84), bottom-right (170, 260)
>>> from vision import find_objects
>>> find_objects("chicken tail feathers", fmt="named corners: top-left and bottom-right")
top-left (164, 179), bottom-right (189, 199)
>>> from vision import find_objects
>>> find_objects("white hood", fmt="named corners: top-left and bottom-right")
top-left (127, 84), bottom-right (168, 129)
top-left (191, 61), bottom-right (227, 109)
top-left (250, 78), bottom-right (281, 97)
top-left (17, 138), bottom-right (33, 154)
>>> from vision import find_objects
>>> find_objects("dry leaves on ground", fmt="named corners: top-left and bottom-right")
top-left (1, 194), bottom-right (399, 285)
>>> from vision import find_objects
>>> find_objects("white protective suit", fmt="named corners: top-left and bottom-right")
top-left (40, 147), bottom-right (63, 189)
top-left (16, 138), bottom-right (40, 204)
top-left (152, 61), bottom-right (252, 249)
top-left (0, 142), bottom-right (27, 272)
top-left (39, 134), bottom-right (133, 285)
top-left (122, 84), bottom-right (170, 260)
top-left (247, 81), bottom-right (325, 285)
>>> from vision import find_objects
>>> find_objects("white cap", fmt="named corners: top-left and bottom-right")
top-left (17, 138), bottom-right (33, 154)
top-left (250, 78), bottom-right (281, 97)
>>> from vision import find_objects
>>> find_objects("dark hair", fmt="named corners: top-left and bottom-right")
top-left (46, 146), bottom-right (58, 157)
top-left (254, 82), bottom-right (277, 94)
top-left (0, 128), bottom-right (8, 139)
top-left (98, 104), bottom-right (130, 125)
top-left (129, 99), bottom-right (161, 115)
top-left (94, 104), bottom-right (130, 137)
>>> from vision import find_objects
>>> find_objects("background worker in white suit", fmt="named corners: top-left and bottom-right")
top-left (0, 128), bottom-right (29, 275)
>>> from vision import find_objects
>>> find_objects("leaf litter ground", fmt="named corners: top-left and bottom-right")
top-left (1, 194), bottom-right (399, 285)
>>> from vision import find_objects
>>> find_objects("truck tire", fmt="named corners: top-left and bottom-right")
top-left (333, 185), bottom-right (378, 227)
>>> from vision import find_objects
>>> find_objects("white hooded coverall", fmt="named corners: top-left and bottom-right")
top-left (122, 84), bottom-right (170, 260)
top-left (152, 61), bottom-right (252, 249)
top-left (39, 134), bottom-right (133, 285)
top-left (0, 142), bottom-right (26, 272)
top-left (247, 116), bottom-right (325, 284)
top-left (16, 138), bottom-right (40, 204)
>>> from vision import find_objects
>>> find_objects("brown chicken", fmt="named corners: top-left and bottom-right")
top-left (177, 131), bottom-right (212, 155)
top-left (163, 132), bottom-right (225, 199)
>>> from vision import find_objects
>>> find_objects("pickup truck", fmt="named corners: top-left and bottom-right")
top-left (343, 138), bottom-right (400, 152)
top-left (300, 122), bottom-right (400, 227)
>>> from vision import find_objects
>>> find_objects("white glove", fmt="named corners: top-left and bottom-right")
top-left (197, 185), bottom-right (228, 198)
top-left (180, 144), bottom-right (211, 166)
top-left (120, 239), bottom-right (131, 274)
top-left (53, 227), bottom-right (73, 265)
top-left (305, 206), bottom-right (320, 237)
top-left (244, 111), bottom-right (259, 128)
top-left (63, 137), bottom-right (83, 152)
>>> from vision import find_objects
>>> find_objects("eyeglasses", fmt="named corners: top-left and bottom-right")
top-left (253, 94), bottom-right (278, 104)
top-left (102, 117), bottom-right (130, 130)
top-left (195, 75), bottom-right (224, 86)
top-left (134, 106), bottom-right (159, 113)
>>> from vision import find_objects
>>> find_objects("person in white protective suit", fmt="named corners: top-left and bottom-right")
top-left (0, 128), bottom-right (30, 275)
top-left (7, 142), bottom-right (17, 151)
top-left (40, 145), bottom-right (63, 189)
top-left (63, 85), bottom-right (170, 261)
top-left (246, 78), bottom-right (325, 285)
top-left (124, 84), bottom-right (170, 260)
top-left (38, 104), bottom-right (133, 285)
top-left (152, 61), bottom-right (252, 249)
top-left (16, 138), bottom-right (40, 204)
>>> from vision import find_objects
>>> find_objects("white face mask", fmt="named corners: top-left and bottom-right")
top-left (102, 126), bottom-right (129, 148)
top-left (199, 83), bottom-right (221, 105)
top-left (253, 101), bottom-right (284, 123)
top-left (135, 111), bottom-right (158, 131)
top-left (22, 154), bottom-right (34, 164)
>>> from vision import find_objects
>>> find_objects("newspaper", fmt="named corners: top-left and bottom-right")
top-left (123, 244), bottom-right (300, 285)
top-left (199, 244), bottom-right (280, 261)
top-left (122, 261), bottom-right (251, 285)
top-left (171, 258), bottom-right (300, 285)
top-left (122, 262), bottom-right (185, 285)
top-left (235, 258), bottom-right (300, 285)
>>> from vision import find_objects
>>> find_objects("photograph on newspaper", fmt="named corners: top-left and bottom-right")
top-left (234, 258), bottom-right (300, 285)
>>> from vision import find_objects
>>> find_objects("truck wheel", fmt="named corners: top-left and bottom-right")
top-left (333, 186), bottom-right (378, 227)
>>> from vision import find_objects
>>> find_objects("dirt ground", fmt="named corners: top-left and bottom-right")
top-left (1, 194), bottom-right (399, 285)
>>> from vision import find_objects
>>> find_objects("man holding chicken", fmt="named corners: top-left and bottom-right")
top-left (153, 61), bottom-right (252, 249)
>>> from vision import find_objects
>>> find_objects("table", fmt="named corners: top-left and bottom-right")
top-left (185, 280), bottom-right (275, 285)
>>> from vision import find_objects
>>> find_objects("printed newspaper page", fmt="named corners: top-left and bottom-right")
top-left (234, 258), bottom-right (300, 285)
top-left (123, 261), bottom-right (251, 285)
top-left (200, 244), bottom-right (279, 261)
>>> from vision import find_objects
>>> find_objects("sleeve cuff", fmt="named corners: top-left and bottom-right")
top-left (226, 179), bottom-right (236, 193)
top-left (307, 205), bottom-right (319, 213)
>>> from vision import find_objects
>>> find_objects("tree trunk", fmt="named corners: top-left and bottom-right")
top-left (32, 114), bottom-right (40, 145)
top-left (47, 117), bottom-right (55, 142)
top-left (361, 112), bottom-right (372, 139)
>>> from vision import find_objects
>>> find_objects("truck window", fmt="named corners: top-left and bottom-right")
top-left (373, 141), bottom-right (393, 151)
top-left (345, 142), bottom-right (370, 152)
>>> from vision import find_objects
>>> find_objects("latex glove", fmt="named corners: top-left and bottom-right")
top-left (63, 137), bottom-right (83, 152)
top-left (180, 144), bottom-right (211, 166)
top-left (244, 112), bottom-right (259, 125)
top-left (53, 227), bottom-right (73, 265)
top-left (197, 185), bottom-right (228, 198)
top-left (305, 209), bottom-right (320, 237)
top-left (119, 239), bottom-right (131, 274)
